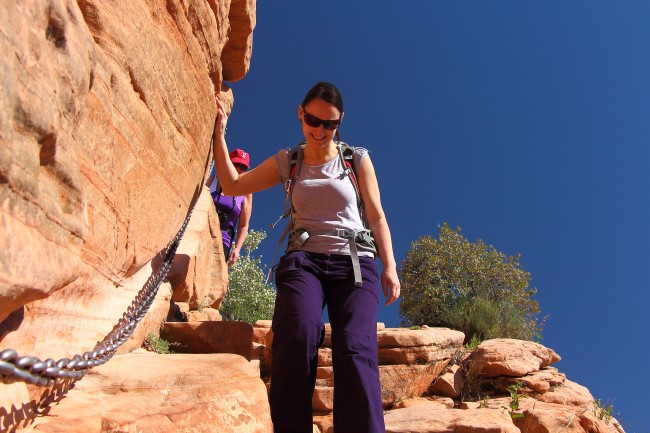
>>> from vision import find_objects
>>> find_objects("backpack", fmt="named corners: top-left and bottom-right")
top-left (269, 142), bottom-right (377, 286)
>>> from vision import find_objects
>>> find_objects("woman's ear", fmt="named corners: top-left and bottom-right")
top-left (297, 105), bottom-right (303, 121)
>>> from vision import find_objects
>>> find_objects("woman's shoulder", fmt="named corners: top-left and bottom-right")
top-left (275, 143), bottom-right (305, 181)
top-left (340, 142), bottom-right (370, 167)
top-left (340, 141), bottom-right (368, 154)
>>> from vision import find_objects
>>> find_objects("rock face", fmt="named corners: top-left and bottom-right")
top-left (377, 327), bottom-right (464, 407)
top-left (379, 338), bottom-right (624, 433)
top-left (2, 323), bottom-right (628, 433)
top-left (26, 351), bottom-right (273, 433)
top-left (254, 323), bottom-right (466, 414)
top-left (166, 186), bottom-right (229, 311)
top-left (471, 338), bottom-right (561, 377)
top-left (1, 0), bottom-right (253, 429)
top-left (160, 320), bottom-right (253, 360)
top-left (0, 0), bottom-right (251, 340)
top-left (251, 324), bottom-right (626, 433)
top-left (385, 406), bottom-right (520, 433)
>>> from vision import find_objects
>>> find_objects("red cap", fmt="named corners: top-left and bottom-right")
top-left (229, 149), bottom-right (250, 169)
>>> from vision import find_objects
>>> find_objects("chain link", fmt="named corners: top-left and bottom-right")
top-left (0, 207), bottom-right (194, 387)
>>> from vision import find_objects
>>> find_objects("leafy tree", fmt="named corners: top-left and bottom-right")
top-left (399, 223), bottom-right (545, 342)
top-left (220, 229), bottom-right (276, 324)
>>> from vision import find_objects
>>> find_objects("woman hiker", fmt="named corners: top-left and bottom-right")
top-left (212, 82), bottom-right (400, 433)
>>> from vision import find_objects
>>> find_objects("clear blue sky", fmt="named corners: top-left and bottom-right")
top-left (224, 2), bottom-right (648, 431)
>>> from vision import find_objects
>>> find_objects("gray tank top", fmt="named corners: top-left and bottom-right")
top-left (275, 145), bottom-right (373, 257)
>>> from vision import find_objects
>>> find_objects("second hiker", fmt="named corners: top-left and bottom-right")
top-left (206, 149), bottom-right (253, 266)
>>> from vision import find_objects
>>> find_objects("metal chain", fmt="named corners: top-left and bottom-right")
top-left (0, 204), bottom-right (194, 387)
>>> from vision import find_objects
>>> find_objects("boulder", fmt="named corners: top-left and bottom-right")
top-left (512, 398), bottom-right (622, 433)
top-left (380, 364), bottom-right (449, 408)
top-left (221, 0), bottom-right (256, 81)
top-left (378, 346), bottom-right (457, 365)
top-left (186, 308), bottom-right (223, 322)
top-left (429, 364), bottom-right (464, 398)
top-left (253, 319), bottom-right (272, 344)
top-left (26, 351), bottom-right (272, 433)
top-left (533, 379), bottom-right (595, 407)
top-left (160, 321), bottom-right (253, 360)
top-left (471, 339), bottom-right (561, 377)
top-left (384, 405), bottom-right (519, 433)
top-left (313, 386), bottom-right (334, 412)
top-left (392, 396), bottom-right (455, 410)
top-left (313, 414), bottom-right (333, 433)
top-left (378, 327), bottom-right (464, 348)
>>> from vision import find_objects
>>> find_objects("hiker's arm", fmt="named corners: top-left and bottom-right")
top-left (212, 97), bottom-right (281, 195)
top-left (357, 156), bottom-right (401, 306)
top-left (228, 193), bottom-right (252, 266)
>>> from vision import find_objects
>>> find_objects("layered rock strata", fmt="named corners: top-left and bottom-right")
top-left (24, 351), bottom-right (273, 433)
top-left (0, 0), bottom-right (250, 348)
top-left (1, 0), bottom-right (253, 427)
top-left (251, 323), bottom-right (625, 433)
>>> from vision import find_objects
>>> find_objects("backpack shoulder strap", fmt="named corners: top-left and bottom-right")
top-left (267, 143), bottom-right (305, 284)
top-left (270, 142), bottom-right (305, 229)
top-left (287, 143), bottom-right (304, 198)
top-left (336, 143), bottom-right (367, 227)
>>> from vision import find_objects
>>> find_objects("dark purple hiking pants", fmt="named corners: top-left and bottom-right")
top-left (270, 251), bottom-right (385, 433)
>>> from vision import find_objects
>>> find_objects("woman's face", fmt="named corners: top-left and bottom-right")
top-left (298, 98), bottom-right (343, 148)
top-left (234, 163), bottom-right (248, 174)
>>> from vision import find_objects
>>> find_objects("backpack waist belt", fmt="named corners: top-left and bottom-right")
top-left (288, 228), bottom-right (376, 287)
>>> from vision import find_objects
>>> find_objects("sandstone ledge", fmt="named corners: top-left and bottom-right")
top-left (27, 351), bottom-right (272, 433)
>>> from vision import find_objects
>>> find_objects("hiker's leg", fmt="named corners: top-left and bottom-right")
top-left (270, 251), bottom-right (325, 433)
top-left (326, 255), bottom-right (384, 433)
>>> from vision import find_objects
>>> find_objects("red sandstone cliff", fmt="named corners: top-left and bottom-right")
top-left (0, 0), bottom-right (254, 356)
top-left (1, 1), bottom-right (265, 429)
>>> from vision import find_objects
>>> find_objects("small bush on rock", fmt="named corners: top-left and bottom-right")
top-left (220, 229), bottom-right (276, 324)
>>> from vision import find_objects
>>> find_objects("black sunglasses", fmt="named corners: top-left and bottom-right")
top-left (302, 108), bottom-right (341, 130)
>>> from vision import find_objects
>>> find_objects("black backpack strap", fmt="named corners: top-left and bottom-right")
top-left (267, 143), bottom-right (305, 284)
top-left (336, 143), bottom-right (368, 228)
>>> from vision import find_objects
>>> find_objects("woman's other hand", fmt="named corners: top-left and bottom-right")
top-left (381, 265), bottom-right (401, 306)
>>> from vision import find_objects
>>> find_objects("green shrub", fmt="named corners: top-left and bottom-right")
top-left (399, 223), bottom-right (545, 342)
top-left (144, 333), bottom-right (173, 354)
top-left (464, 334), bottom-right (482, 351)
top-left (503, 381), bottom-right (526, 419)
top-left (220, 229), bottom-right (276, 324)
top-left (461, 360), bottom-right (486, 401)
top-left (593, 399), bottom-right (614, 424)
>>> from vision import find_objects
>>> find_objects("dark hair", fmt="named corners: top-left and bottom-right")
top-left (301, 82), bottom-right (344, 114)
top-left (301, 82), bottom-right (344, 142)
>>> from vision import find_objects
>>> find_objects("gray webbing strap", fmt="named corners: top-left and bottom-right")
top-left (288, 228), bottom-right (369, 287)
top-left (348, 235), bottom-right (363, 287)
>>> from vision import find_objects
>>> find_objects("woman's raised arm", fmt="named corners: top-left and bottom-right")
top-left (212, 97), bottom-right (281, 196)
